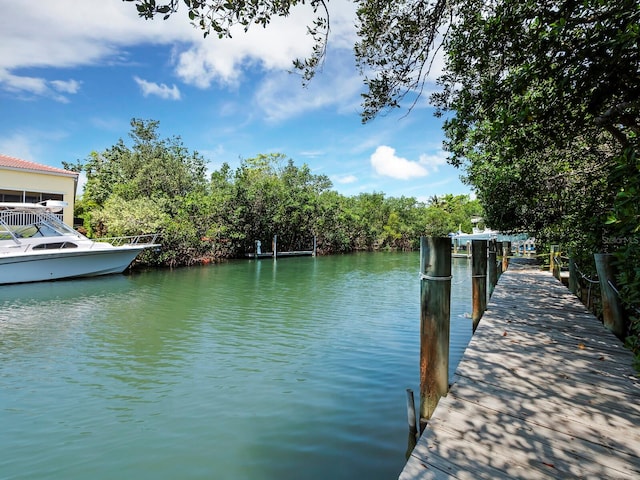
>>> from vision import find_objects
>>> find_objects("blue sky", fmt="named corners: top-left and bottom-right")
top-left (0, 0), bottom-right (473, 201)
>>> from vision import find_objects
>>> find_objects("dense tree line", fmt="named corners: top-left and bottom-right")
top-left (74, 118), bottom-right (482, 266)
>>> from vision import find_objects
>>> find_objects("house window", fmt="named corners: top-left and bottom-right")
top-left (0, 189), bottom-right (64, 203)
top-left (0, 190), bottom-right (22, 202)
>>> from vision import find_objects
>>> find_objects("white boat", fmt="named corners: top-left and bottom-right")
top-left (0, 201), bottom-right (160, 285)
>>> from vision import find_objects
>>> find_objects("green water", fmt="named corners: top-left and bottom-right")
top-left (0, 252), bottom-right (472, 480)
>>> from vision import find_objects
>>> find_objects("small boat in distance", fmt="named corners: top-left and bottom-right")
top-left (0, 201), bottom-right (160, 285)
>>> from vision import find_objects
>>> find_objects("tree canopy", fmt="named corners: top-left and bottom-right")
top-left (76, 118), bottom-right (482, 264)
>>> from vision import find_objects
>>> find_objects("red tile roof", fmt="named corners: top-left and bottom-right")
top-left (0, 153), bottom-right (78, 177)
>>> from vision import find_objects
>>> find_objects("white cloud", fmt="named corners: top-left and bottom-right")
top-left (419, 150), bottom-right (448, 171)
top-left (0, 69), bottom-right (48, 95)
top-left (334, 174), bottom-right (358, 184)
top-left (50, 79), bottom-right (81, 94)
top-left (299, 150), bottom-right (325, 159)
top-left (172, 1), bottom-right (357, 89)
top-left (0, 132), bottom-right (38, 161)
top-left (370, 145), bottom-right (429, 180)
top-left (0, 0), bottom-right (359, 116)
top-left (0, 129), bottom-right (79, 168)
top-left (254, 49), bottom-right (362, 122)
top-left (134, 76), bottom-right (181, 100)
top-left (0, 69), bottom-right (79, 102)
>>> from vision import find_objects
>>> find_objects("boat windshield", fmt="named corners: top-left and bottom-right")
top-left (14, 222), bottom-right (64, 238)
top-left (0, 208), bottom-right (84, 241)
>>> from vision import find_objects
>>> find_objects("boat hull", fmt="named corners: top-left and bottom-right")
top-left (0, 247), bottom-right (148, 285)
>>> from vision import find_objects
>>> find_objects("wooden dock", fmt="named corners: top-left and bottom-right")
top-left (244, 250), bottom-right (314, 259)
top-left (401, 262), bottom-right (640, 479)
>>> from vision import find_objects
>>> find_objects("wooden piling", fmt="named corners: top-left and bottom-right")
top-left (549, 244), bottom-right (558, 273)
top-left (502, 241), bottom-right (511, 272)
top-left (419, 236), bottom-right (451, 431)
top-left (272, 235), bottom-right (278, 260)
top-left (406, 388), bottom-right (417, 432)
top-left (405, 388), bottom-right (418, 457)
top-left (594, 253), bottom-right (627, 339)
top-left (471, 240), bottom-right (488, 332)
top-left (568, 255), bottom-right (578, 296)
top-left (312, 236), bottom-right (317, 257)
top-left (488, 239), bottom-right (498, 297)
top-left (552, 246), bottom-right (562, 280)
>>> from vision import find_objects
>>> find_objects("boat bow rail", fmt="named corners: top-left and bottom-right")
top-left (91, 233), bottom-right (162, 248)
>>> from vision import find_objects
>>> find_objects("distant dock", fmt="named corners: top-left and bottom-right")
top-left (245, 235), bottom-right (316, 259)
top-left (401, 263), bottom-right (640, 479)
top-left (245, 250), bottom-right (314, 259)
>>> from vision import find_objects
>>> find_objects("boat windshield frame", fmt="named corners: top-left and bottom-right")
top-left (0, 203), bottom-right (86, 243)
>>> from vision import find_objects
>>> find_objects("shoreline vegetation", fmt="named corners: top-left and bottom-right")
top-left (70, 119), bottom-right (484, 269)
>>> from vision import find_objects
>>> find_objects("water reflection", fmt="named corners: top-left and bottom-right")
top-left (0, 252), bottom-right (473, 480)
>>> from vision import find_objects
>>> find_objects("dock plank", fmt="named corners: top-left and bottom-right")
top-left (400, 264), bottom-right (640, 479)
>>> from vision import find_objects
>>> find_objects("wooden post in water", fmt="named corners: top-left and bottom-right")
top-left (488, 239), bottom-right (498, 297)
top-left (471, 240), bottom-right (488, 332)
top-left (502, 241), bottom-right (511, 272)
top-left (405, 388), bottom-right (417, 432)
top-left (272, 235), bottom-right (277, 260)
top-left (405, 388), bottom-right (418, 457)
top-left (594, 253), bottom-right (627, 339)
top-left (312, 236), bottom-right (317, 257)
top-left (419, 236), bottom-right (451, 432)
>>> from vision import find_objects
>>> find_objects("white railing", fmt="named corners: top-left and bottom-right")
top-left (1, 211), bottom-right (63, 226)
top-left (90, 233), bottom-right (161, 247)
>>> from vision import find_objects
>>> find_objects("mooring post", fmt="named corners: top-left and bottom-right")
top-left (419, 236), bottom-right (451, 432)
top-left (405, 388), bottom-right (418, 456)
top-left (568, 254), bottom-right (578, 296)
top-left (272, 235), bottom-right (277, 260)
top-left (594, 253), bottom-right (627, 339)
top-left (406, 388), bottom-right (417, 432)
top-left (488, 239), bottom-right (498, 297)
top-left (502, 241), bottom-right (511, 272)
top-left (471, 240), bottom-right (488, 332)
top-left (549, 244), bottom-right (558, 273)
top-left (552, 246), bottom-right (562, 280)
top-left (312, 236), bottom-right (317, 257)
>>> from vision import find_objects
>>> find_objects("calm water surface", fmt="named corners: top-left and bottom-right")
top-left (0, 252), bottom-right (472, 480)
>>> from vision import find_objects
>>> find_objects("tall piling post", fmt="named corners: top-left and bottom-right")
top-left (272, 235), bottom-right (278, 260)
top-left (502, 241), bottom-right (511, 272)
top-left (594, 253), bottom-right (627, 339)
top-left (471, 240), bottom-right (488, 332)
top-left (419, 237), bottom-right (451, 432)
top-left (549, 245), bottom-right (558, 273)
top-left (552, 246), bottom-right (562, 280)
top-left (488, 239), bottom-right (498, 297)
top-left (568, 255), bottom-right (578, 296)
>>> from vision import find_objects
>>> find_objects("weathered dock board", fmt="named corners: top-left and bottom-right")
top-left (400, 263), bottom-right (640, 480)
